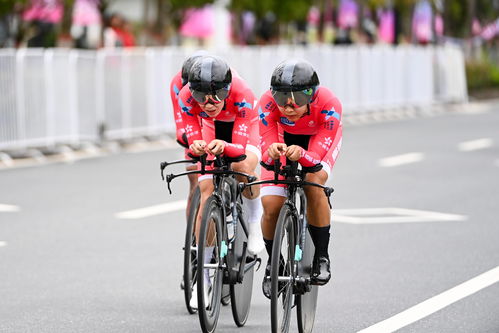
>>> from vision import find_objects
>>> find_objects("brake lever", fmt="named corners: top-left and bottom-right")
top-left (324, 187), bottom-right (334, 209)
top-left (166, 174), bottom-right (175, 194)
top-left (160, 162), bottom-right (167, 180)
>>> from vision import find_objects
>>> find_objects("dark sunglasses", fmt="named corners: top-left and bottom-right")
top-left (271, 88), bottom-right (315, 107)
top-left (190, 85), bottom-right (230, 105)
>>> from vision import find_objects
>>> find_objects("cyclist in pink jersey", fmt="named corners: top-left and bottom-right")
top-left (257, 59), bottom-right (343, 296)
top-left (178, 55), bottom-right (265, 257)
top-left (169, 50), bottom-right (208, 218)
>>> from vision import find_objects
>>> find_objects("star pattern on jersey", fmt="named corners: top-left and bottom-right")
top-left (324, 137), bottom-right (332, 146)
top-left (185, 124), bottom-right (193, 133)
top-left (321, 108), bottom-right (340, 121)
top-left (178, 98), bottom-right (193, 116)
top-left (258, 107), bottom-right (269, 126)
top-left (238, 124), bottom-right (248, 132)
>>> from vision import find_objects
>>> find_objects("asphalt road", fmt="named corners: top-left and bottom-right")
top-left (1, 104), bottom-right (498, 333)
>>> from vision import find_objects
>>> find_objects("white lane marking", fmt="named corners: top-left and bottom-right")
top-left (458, 138), bottom-right (493, 152)
top-left (0, 204), bottom-right (20, 212)
top-left (0, 241), bottom-right (7, 247)
top-left (334, 208), bottom-right (467, 224)
top-left (358, 265), bottom-right (499, 333)
top-left (378, 153), bottom-right (424, 167)
top-left (115, 200), bottom-right (187, 219)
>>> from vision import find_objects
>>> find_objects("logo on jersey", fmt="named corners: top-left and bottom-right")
top-left (308, 120), bottom-right (315, 127)
top-left (280, 117), bottom-right (295, 126)
top-left (324, 120), bottom-right (334, 130)
top-left (265, 101), bottom-right (273, 110)
top-left (321, 108), bottom-right (340, 121)
top-left (258, 107), bottom-right (270, 126)
top-left (185, 125), bottom-right (193, 133)
top-left (234, 100), bottom-right (252, 110)
top-left (318, 137), bottom-right (333, 151)
top-left (173, 84), bottom-right (180, 96)
top-left (178, 99), bottom-right (193, 116)
top-left (238, 124), bottom-right (248, 132)
top-left (199, 111), bottom-right (209, 118)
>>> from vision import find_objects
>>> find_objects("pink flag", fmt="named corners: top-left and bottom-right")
top-left (23, 0), bottom-right (64, 24)
top-left (378, 9), bottom-right (395, 43)
top-left (72, 0), bottom-right (101, 26)
top-left (180, 6), bottom-right (215, 38)
top-left (337, 0), bottom-right (358, 29)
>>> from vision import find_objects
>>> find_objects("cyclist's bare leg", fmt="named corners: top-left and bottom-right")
top-left (232, 151), bottom-right (260, 199)
top-left (261, 194), bottom-right (286, 240)
top-left (232, 150), bottom-right (264, 254)
top-left (304, 170), bottom-right (330, 228)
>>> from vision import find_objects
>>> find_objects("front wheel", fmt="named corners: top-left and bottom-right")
top-left (197, 196), bottom-right (224, 333)
top-left (183, 186), bottom-right (200, 314)
top-left (230, 205), bottom-right (254, 327)
top-left (270, 204), bottom-right (297, 333)
top-left (296, 229), bottom-right (318, 333)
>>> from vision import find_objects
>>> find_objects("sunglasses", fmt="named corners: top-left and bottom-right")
top-left (190, 85), bottom-right (230, 105)
top-left (271, 88), bottom-right (315, 107)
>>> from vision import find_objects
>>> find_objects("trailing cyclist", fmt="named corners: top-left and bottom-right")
top-left (169, 50), bottom-right (208, 218)
top-left (178, 55), bottom-right (265, 306)
top-left (257, 59), bottom-right (343, 296)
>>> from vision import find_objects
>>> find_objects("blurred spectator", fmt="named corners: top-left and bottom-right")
top-left (0, 3), bottom-right (23, 47)
top-left (23, 0), bottom-right (63, 47)
top-left (412, 0), bottom-right (433, 45)
top-left (256, 11), bottom-right (277, 45)
top-left (103, 13), bottom-right (135, 48)
top-left (361, 7), bottom-right (377, 44)
top-left (334, 0), bottom-right (358, 45)
top-left (71, 0), bottom-right (101, 49)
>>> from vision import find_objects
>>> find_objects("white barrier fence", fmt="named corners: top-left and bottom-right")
top-left (0, 45), bottom-right (467, 151)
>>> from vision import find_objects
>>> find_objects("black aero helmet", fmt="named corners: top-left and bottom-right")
top-left (270, 59), bottom-right (319, 107)
top-left (188, 55), bottom-right (232, 93)
top-left (181, 50), bottom-right (208, 86)
top-left (271, 59), bottom-right (319, 92)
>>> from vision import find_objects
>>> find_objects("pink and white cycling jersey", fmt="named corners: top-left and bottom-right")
top-left (257, 86), bottom-right (343, 175)
top-left (178, 75), bottom-right (259, 158)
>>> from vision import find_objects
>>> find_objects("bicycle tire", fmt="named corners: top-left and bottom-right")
top-left (183, 186), bottom-right (201, 314)
top-left (271, 204), bottom-right (296, 333)
top-left (197, 196), bottom-right (224, 333)
top-left (296, 229), bottom-right (318, 333)
top-left (230, 204), bottom-right (254, 327)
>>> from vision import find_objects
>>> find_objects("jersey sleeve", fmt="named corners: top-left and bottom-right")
top-left (298, 95), bottom-right (343, 168)
top-left (223, 86), bottom-right (256, 158)
top-left (169, 73), bottom-right (186, 145)
top-left (178, 85), bottom-right (203, 146)
top-left (258, 92), bottom-right (280, 166)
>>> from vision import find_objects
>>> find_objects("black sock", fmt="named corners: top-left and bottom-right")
top-left (308, 225), bottom-right (330, 260)
top-left (264, 238), bottom-right (273, 260)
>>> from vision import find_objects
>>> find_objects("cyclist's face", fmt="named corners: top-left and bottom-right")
top-left (200, 100), bottom-right (225, 117)
top-left (277, 101), bottom-right (308, 122)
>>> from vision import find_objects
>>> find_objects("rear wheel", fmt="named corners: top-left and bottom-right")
top-left (296, 229), bottom-right (318, 333)
top-left (270, 204), bottom-right (296, 333)
top-left (183, 186), bottom-right (200, 314)
top-left (230, 205), bottom-right (254, 327)
top-left (197, 196), bottom-right (224, 333)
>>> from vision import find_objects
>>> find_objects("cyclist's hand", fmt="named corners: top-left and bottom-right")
top-left (190, 140), bottom-right (207, 156)
top-left (207, 139), bottom-right (225, 155)
top-left (285, 145), bottom-right (303, 162)
top-left (268, 143), bottom-right (287, 160)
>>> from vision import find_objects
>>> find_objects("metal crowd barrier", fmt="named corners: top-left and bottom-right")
top-left (0, 45), bottom-right (468, 151)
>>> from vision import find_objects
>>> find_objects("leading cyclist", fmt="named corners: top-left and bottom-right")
top-left (178, 55), bottom-right (265, 269)
top-left (257, 59), bottom-right (343, 297)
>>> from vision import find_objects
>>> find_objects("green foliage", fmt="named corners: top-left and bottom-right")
top-left (466, 60), bottom-right (499, 90)
top-left (0, 0), bottom-right (26, 16)
top-left (170, 0), bottom-right (215, 11)
top-left (229, 0), bottom-right (312, 22)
